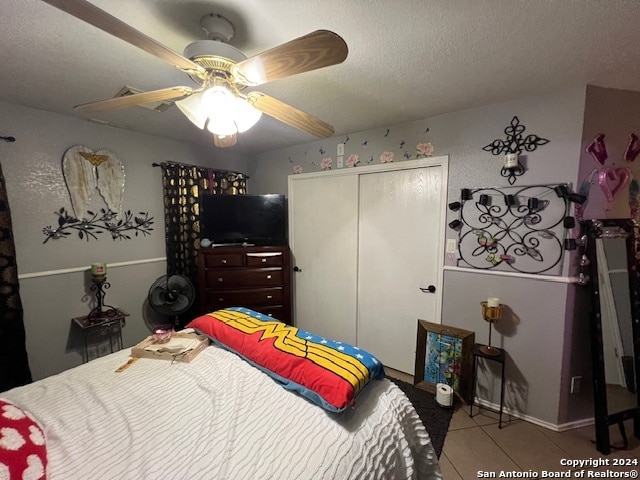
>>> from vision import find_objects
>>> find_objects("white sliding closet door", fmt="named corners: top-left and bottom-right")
top-left (357, 166), bottom-right (444, 373)
top-left (288, 174), bottom-right (359, 344)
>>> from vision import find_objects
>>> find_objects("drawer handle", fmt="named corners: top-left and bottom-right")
top-left (266, 295), bottom-right (273, 299)
top-left (221, 259), bottom-right (227, 264)
top-left (261, 258), bottom-right (267, 263)
top-left (266, 274), bottom-right (272, 279)
top-left (217, 277), bottom-right (224, 282)
top-left (218, 298), bottom-right (224, 302)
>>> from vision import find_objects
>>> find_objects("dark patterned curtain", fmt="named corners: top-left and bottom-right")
top-left (0, 160), bottom-right (32, 392)
top-left (156, 162), bottom-right (246, 324)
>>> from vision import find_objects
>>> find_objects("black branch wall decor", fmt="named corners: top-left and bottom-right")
top-left (42, 208), bottom-right (153, 243)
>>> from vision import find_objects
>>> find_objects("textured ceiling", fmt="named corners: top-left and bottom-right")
top-left (2, 0), bottom-right (640, 155)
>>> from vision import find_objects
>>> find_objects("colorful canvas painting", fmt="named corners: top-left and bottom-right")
top-left (414, 320), bottom-right (474, 403)
top-left (423, 332), bottom-right (463, 390)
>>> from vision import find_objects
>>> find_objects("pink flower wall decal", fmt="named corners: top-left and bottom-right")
top-left (379, 151), bottom-right (394, 163)
top-left (292, 165), bottom-right (303, 174)
top-left (346, 154), bottom-right (359, 167)
top-left (417, 142), bottom-right (434, 157)
top-left (320, 157), bottom-right (333, 170)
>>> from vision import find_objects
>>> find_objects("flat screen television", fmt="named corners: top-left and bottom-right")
top-left (200, 194), bottom-right (287, 246)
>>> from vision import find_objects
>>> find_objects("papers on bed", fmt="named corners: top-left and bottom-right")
top-left (131, 331), bottom-right (209, 362)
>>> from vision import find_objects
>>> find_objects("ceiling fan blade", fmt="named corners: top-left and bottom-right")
top-left (74, 87), bottom-right (194, 113)
top-left (247, 92), bottom-right (334, 138)
top-left (234, 30), bottom-right (348, 86)
top-left (41, 0), bottom-right (206, 76)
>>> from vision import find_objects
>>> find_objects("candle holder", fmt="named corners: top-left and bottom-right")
top-left (480, 301), bottom-right (503, 356)
top-left (88, 273), bottom-right (118, 321)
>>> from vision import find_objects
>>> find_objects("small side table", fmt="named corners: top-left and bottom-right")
top-left (72, 308), bottom-right (129, 363)
top-left (469, 342), bottom-right (506, 428)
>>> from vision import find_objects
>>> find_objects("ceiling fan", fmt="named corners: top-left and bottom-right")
top-left (41, 0), bottom-right (348, 147)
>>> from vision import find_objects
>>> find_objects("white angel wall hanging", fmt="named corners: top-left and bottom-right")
top-left (42, 146), bottom-right (153, 242)
top-left (62, 145), bottom-right (125, 218)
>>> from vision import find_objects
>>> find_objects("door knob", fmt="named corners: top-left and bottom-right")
top-left (293, 266), bottom-right (302, 272)
top-left (420, 285), bottom-right (436, 293)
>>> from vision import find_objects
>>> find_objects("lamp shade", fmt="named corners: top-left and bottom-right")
top-left (175, 87), bottom-right (262, 137)
top-left (175, 92), bottom-right (208, 129)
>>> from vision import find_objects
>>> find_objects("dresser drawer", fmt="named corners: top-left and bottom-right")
top-left (205, 268), bottom-right (283, 288)
top-left (203, 287), bottom-right (283, 311)
top-left (253, 305), bottom-right (286, 322)
top-left (203, 253), bottom-right (244, 268)
top-left (245, 252), bottom-right (284, 267)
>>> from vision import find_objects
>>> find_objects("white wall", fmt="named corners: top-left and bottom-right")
top-left (247, 87), bottom-right (589, 428)
top-left (1, 100), bottom-right (248, 380)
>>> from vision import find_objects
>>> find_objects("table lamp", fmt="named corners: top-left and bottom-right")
top-left (480, 297), bottom-right (502, 356)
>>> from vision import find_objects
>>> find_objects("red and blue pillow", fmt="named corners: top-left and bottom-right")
top-left (187, 307), bottom-right (385, 412)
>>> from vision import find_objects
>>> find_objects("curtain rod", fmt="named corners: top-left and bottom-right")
top-left (152, 161), bottom-right (247, 177)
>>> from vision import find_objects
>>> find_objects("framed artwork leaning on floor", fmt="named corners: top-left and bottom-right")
top-left (414, 319), bottom-right (475, 404)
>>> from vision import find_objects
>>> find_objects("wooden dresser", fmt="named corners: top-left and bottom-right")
top-left (196, 245), bottom-right (292, 325)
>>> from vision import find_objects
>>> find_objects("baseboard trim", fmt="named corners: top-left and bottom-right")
top-left (473, 398), bottom-right (594, 431)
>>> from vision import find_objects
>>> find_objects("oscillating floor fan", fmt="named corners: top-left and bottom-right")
top-left (148, 275), bottom-right (196, 327)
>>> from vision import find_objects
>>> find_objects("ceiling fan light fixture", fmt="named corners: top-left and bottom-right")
top-left (200, 84), bottom-right (262, 136)
top-left (175, 92), bottom-right (208, 129)
top-left (213, 133), bottom-right (237, 148)
top-left (206, 115), bottom-right (238, 137)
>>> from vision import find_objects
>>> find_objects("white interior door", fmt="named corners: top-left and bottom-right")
top-left (288, 174), bottom-right (359, 344)
top-left (356, 164), bottom-right (445, 373)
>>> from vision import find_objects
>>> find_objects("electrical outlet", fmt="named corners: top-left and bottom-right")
top-left (337, 143), bottom-right (344, 156)
top-left (570, 376), bottom-right (582, 394)
top-left (446, 238), bottom-right (457, 254)
top-left (337, 156), bottom-right (344, 168)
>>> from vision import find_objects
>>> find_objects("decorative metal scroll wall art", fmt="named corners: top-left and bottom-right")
top-left (450, 184), bottom-right (573, 275)
top-left (482, 116), bottom-right (550, 185)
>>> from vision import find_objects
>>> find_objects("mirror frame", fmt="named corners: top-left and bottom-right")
top-left (583, 218), bottom-right (640, 454)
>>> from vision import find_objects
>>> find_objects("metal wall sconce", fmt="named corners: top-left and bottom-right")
top-left (501, 154), bottom-right (525, 185)
top-left (461, 189), bottom-right (473, 201)
top-left (448, 219), bottom-right (463, 230)
top-left (478, 194), bottom-right (490, 206)
top-left (554, 185), bottom-right (569, 197)
top-left (555, 183), bottom-right (586, 204)
top-left (563, 216), bottom-right (576, 228)
top-left (504, 194), bottom-right (516, 206)
top-left (567, 193), bottom-right (587, 204)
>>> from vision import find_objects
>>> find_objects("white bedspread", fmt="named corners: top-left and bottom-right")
top-left (3, 345), bottom-right (442, 479)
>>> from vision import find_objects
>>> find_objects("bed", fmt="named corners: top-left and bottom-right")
top-left (1, 308), bottom-right (442, 479)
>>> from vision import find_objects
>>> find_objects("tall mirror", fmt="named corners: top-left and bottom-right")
top-left (584, 218), bottom-right (640, 454)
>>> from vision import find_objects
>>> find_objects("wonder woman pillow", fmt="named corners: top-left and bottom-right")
top-left (187, 307), bottom-right (385, 412)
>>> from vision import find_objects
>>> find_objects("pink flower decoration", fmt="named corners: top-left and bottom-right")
top-left (293, 165), bottom-right (303, 174)
top-left (416, 142), bottom-right (434, 157)
top-left (346, 154), bottom-right (359, 167)
top-left (320, 157), bottom-right (332, 170)
top-left (380, 151), bottom-right (394, 163)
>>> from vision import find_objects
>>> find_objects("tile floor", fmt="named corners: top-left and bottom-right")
top-left (385, 369), bottom-right (640, 479)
